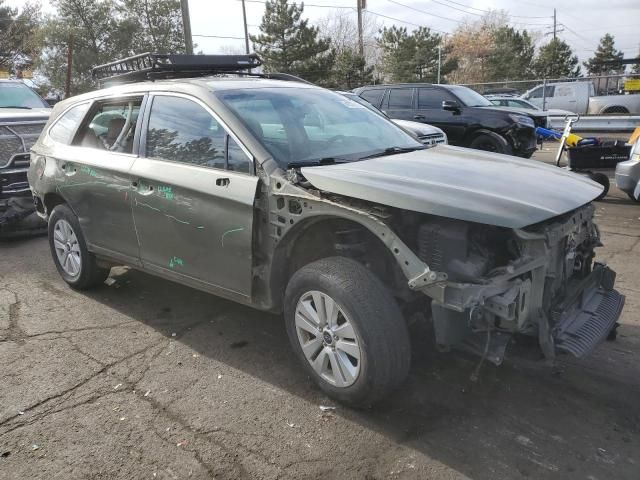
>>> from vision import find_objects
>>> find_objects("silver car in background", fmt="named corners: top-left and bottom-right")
top-left (615, 135), bottom-right (640, 202)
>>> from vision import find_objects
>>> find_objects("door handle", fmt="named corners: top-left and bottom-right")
top-left (414, 114), bottom-right (426, 120)
top-left (138, 183), bottom-right (154, 196)
top-left (216, 177), bottom-right (230, 187)
top-left (61, 163), bottom-right (76, 176)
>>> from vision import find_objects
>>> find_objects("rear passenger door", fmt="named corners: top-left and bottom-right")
top-left (59, 95), bottom-right (144, 265)
top-left (130, 93), bottom-right (258, 300)
top-left (383, 87), bottom-right (415, 122)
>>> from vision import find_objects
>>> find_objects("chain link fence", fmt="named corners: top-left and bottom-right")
top-left (459, 73), bottom-right (640, 97)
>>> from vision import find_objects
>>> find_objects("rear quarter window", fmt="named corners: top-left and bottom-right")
top-left (49, 103), bottom-right (90, 144)
top-left (359, 89), bottom-right (385, 108)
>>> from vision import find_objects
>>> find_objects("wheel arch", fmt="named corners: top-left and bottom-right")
top-left (599, 105), bottom-right (630, 115)
top-left (265, 210), bottom-right (416, 313)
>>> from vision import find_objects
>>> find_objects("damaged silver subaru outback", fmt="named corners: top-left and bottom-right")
top-left (28, 54), bottom-right (624, 406)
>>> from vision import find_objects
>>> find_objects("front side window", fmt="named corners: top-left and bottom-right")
top-left (417, 88), bottom-right (452, 108)
top-left (49, 103), bottom-right (90, 145)
top-left (74, 97), bottom-right (142, 153)
top-left (146, 95), bottom-right (251, 173)
top-left (216, 87), bottom-right (423, 168)
top-left (388, 88), bottom-right (413, 109)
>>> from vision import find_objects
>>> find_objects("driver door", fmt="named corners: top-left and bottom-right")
top-left (130, 93), bottom-right (258, 300)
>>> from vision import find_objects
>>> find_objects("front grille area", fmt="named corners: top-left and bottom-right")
top-left (0, 121), bottom-right (46, 166)
top-left (418, 133), bottom-right (446, 147)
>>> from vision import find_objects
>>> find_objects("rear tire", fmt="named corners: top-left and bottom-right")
top-left (468, 132), bottom-right (513, 155)
top-left (284, 257), bottom-right (411, 407)
top-left (48, 204), bottom-right (110, 290)
top-left (588, 173), bottom-right (610, 201)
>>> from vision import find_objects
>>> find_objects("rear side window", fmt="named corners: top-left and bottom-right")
top-left (145, 95), bottom-right (251, 173)
top-left (74, 97), bottom-right (143, 154)
top-left (49, 103), bottom-right (90, 144)
top-left (359, 89), bottom-right (384, 108)
top-left (417, 88), bottom-right (451, 108)
top-left (388, 88), bottom-right (413, 109)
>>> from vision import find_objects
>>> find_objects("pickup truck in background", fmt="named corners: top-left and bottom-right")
top-left (0, 80), bottom-right (51, 237)
top-left (522, 81), bottom-right (640, 115)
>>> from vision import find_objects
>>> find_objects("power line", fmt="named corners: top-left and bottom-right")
top-left (366, 9), bottom-right (450, 34)
top-left (240, 0), bottom-right (353, 9)
top-left (386, 0), bottom-right (552, 27)
top-left (434, 0), bottom-right (549, 18)
top-left (193, 34), bottom-right (247, 40)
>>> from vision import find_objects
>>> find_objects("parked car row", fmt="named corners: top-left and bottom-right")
top-left (25, 53), bottom-right (624, 407)
top-left (354, 83), bottom-right (541, 157)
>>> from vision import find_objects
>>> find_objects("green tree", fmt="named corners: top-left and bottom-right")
top-left (532, 38), bottom-right (581, 78)
top-left (485, 26), bottom-right (534, 81)
top-left (584, 34), bottom-right (624, 74)
top-left (119, 0), bottom-right (185, 54)
top-left (378, 26), bottom-right (450, 83)
top-left (329, 48), bottom-right (374, 89)
top-left (251, 0), bottom-right (334, 85)
top-left (35, 0), bottom-right (185, 95)
top-left (0, 1), bottom-right (41, 73)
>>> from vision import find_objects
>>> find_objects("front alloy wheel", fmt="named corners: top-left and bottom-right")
top-left (284, 257), bottom-right (411, 407)
top-left (295, 290), bottom-right (361, 387)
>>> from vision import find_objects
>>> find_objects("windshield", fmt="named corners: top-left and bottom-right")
top-left (446, 86), bottom-right (493, 107)
top-left (0, 82), bottom-right (48, 108)
top-left (215, 87), bottom-right (422, 167)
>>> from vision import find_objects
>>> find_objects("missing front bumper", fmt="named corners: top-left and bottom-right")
top-left (551, 263), bottom-right (625, 358)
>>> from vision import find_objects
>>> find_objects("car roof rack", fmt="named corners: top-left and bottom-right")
top-left (92, 52), bottom-right (264, 85)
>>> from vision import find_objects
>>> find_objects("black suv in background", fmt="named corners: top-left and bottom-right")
top-left (354, 84), bottom-right (542, 158)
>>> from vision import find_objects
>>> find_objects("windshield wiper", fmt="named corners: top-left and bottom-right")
top-left (358, 146), bottom-right (426, 161)
top-left (287, 157), bottom-right (350, 168)
top-left (0, 106), bottom-right (32, 109)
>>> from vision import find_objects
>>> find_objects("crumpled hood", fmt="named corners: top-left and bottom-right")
top-left (300, 145), bottom-right (602, 228)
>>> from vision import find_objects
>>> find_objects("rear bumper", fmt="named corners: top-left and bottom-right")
top-left (551, 263), bottom-right (624, 357)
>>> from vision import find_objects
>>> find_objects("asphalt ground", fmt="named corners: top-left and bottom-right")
top-left (1, 143), bottom-right (639, 480)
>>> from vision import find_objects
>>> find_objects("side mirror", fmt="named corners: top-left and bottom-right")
top-left (442, 100), bottom-right (461, 112)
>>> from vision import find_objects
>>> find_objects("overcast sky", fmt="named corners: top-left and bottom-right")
top-left (8, 0), bottom-right (640, 63)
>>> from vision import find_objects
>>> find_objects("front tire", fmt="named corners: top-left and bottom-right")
top-left (468, 132), bottom-right (513, 155)
top-left (48, 204), bottom-right (110, 289)
top-left (284, 257), bottom-right (411, 407)
top-left (588, 172), bottom-right (610, 201)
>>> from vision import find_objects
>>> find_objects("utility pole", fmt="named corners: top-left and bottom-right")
top-left (357, 0), bottom-right (364, 57)
top-left (65, 33), bottom-right (73, 99)
top-left (437, 45), bottom-right (442, 84)
top-left (180, 0), bottom-right (194, 55)
top-left (553, 8), bottom-right (556, 40)
top-left (241, 0), bottom-right (250, 54)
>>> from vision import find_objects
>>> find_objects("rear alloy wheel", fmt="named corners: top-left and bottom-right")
top-left (284, 257), bottom-right (411, 407)
top-left (468, 132), bottom-right (512, 155)
top-left (48, 204), bottom-right (110, 289)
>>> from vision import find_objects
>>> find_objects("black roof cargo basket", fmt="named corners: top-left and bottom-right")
top-left (92, 52), bottom-right (263, 84)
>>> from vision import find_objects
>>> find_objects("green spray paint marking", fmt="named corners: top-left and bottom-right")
top-left (134, 197), bottom-right (204, 230)
top-left (221, 227), bottom-right (244, 247)
top-left (157, 185), bottom-right (174, 200)
top-left (169, 256), bottom-right (184, 269)
top-left (80, 166), bottom-right (99, 177)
